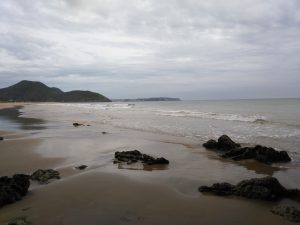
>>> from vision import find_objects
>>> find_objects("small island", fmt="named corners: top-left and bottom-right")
top-left (113, 97), bottom-right (181, 102)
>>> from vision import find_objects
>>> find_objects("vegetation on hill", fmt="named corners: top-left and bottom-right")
top-left (0, 80), bottom-right (111, 102)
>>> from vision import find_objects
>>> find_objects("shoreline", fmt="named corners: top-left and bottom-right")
top-left (0, 104), bottom-right (299, 225)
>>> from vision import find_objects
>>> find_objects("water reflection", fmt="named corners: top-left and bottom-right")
top-left (0, 106), bottom-right (46, 130)
top-left (205, 151), bottom-right (286, 176)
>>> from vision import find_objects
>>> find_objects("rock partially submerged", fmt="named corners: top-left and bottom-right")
top-left (199, 176), bottom-right (300, 202)
top-left (0, 174), bottom-right (30, 207)
top-left (73, 122), bottom-right (84, 127)
top-left (30, 169), bottom-right (60, 184)
top-left (203, 135), bottom-right (291, 164)
top-left (271, 205), bottom-right (300, 222)
top-left (114, 150), bottom-right (169, 165)
top-left (203, 135), bottom-right (240, 150)
top-left (75, 165), bottom-right (88, 170)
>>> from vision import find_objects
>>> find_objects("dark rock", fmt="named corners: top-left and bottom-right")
top-left (73, 122), bottom-right (84, 127)
top-left (271, 205), bottom-right (300, 222)
top-left (0, 137), bottom-right (4, 141)
top-left (199, 176), bottom-right (300, 202)
top-left (146, 157), bottom-right (169, 165)
top-left (203, 139), bottom-right (218, 149)
top-left (114, 150), bottom-right (169, 166)
top-left (217, 135), bottom-right (241, 150)
top-left (7, 217), bottom-right (31, 225)
top-left (0, 174), bottom-right (30, 207)
top-left (203, 135), bottom-right (291, 164)
top-left (102, 131), bottom-right (107, 134)
top-left (234, 177), bottom-right (287, 200)
top-left (203, 135), bottom-right (240, 151)
top-left (199, 182), bottom-right (234, 196)
top-left (30, 169), bottom-right (60, 184)
top-left (75, 165), bottom-right (88, 170)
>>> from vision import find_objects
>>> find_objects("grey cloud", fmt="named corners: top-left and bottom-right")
top-left (0, 0), bottom-right (300, 99)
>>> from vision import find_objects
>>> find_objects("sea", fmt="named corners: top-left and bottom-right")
top-left (1, 98), bottom-right (300, 194)
top-left (2, 99), bottom-right (300, 156)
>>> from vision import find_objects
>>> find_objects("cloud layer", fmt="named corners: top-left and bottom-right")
top-left (1, 0), bottom-right (300, 99)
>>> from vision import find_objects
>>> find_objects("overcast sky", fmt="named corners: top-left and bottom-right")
top-left (0, 0), bottom-right (300, 99)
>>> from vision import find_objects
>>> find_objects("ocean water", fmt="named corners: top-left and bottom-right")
top-left (1, 98), bottom-right (300, 196)
top-left (1, 99), bottom-right (299, 161)
top-left (16, 98), bottom-right (300, 163)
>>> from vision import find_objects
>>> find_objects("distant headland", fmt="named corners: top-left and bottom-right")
top-left (113, 97), bottom-right (181, 102)
top-left (0, 80), bottom-right (111, 102)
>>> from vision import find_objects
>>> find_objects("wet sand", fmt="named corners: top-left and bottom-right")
top-left (0, 104), bottom-right (299, 225)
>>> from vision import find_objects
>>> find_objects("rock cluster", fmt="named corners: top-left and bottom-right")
top-left (114, 150), bottom-right (169, 165)
top-left (203, 135), bottom-right (291, 164)
top-left (271, 205), bottom-right (300, 222)
top-left (199, 176), bottom-right (300, 201)
top-left (30, 169), bottom-right (60, 184)
top-left (0, 174), bottom-right (30, 207)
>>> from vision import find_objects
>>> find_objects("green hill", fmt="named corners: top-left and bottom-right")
top-left (0, 80), bottom-right (111, 102)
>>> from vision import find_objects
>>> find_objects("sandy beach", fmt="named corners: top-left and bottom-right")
top-left (0, 103), bottom-right (299, 225)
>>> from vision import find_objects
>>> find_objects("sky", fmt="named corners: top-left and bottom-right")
top-left (0, 0), bottom-right (300, 100)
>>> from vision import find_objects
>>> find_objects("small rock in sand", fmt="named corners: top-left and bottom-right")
top-left (114, 150), bottom-right (169, 165)
top-left (73, 123), bottom-right (84, 127)
top-left (75, 165), bottom-right (88, 170)
top-left (0, 137), bottom-right (4, 141)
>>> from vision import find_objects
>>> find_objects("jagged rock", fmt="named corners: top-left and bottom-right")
top-left (114, 150), bottom-right (169, 165)
top-left (0, 137), bottom-right (4, 141)
top-left (30, 169), bottom-right (60, 184)
top-left (75, 165), bottom-right (88, 170)
top-left (73, 122), bottom-right (84, 127)
top-left (271, 205), bottom-right (300, 222)
top-left (0, 174), bottom-right (30, 207)
top-left (203, 135), bottom-right (291, 164)
top-left (199, 176), bottom-right (300, 202)
top-left (7, 217), bottom-right (31, 225)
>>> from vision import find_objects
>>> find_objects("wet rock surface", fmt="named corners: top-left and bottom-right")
top-left (30, 169), bottom-right (60, 184)
top-left (199, 176), bottom-right (300, 202)
top-left (0, 174), bottom-right (30, 207)
top-left (7, 217), bottom-right (32, 225)
top-left (114, 150), bottom-right (169, 165)
top-left (73, 122), bottom-right (84, 127)
top-left (203, 135), bottom-right (291, 164)
top-left (75, 165), bottom-right (88, 170)
top-left (0, 136), bottom-right (4, 141)
top-left (271, 205), bottom-right (300, 222)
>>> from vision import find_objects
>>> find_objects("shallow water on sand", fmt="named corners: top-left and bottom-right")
top-left (13, 100), bottom-right (300, 188)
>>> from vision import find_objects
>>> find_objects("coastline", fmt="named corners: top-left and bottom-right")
top-left (0, 103), bottom-right (299, 225)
